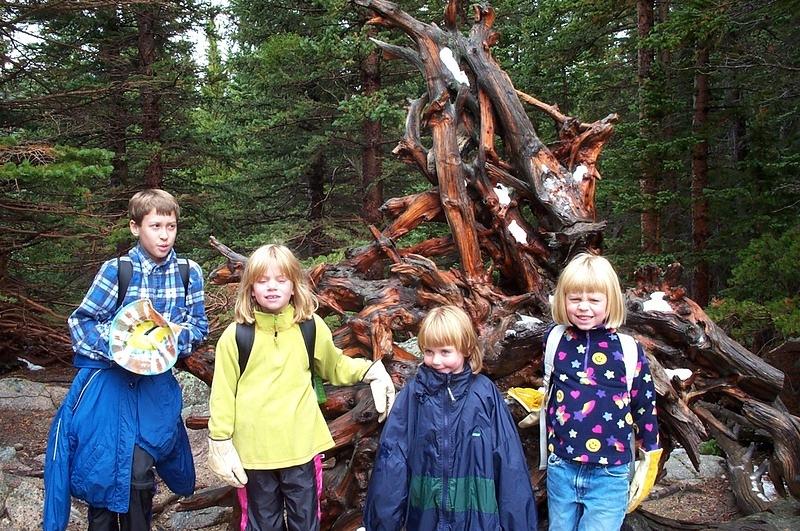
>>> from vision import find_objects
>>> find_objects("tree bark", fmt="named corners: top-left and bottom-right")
top-left (691, 44), bottom-right (710, 306)
top-left (360, 24), bottom-right (384, 225)
top-left (638, 0), bottom-right (661, 254)
top-left (136, 6), bottom-right (163, 189)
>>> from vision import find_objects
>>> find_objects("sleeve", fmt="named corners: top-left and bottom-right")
top-left (175, 260), bottom-right (208, 357)
top-left (363, 387), bottom-right (411, 531)
top-left (313, 314), bottom-right (371, 385)
top-left (67, 259), bottom-right (119, 360)
top-left (207, 323), bottom-right (240, 440)
top-left (630, 343), bottom-right (660, 451)
top-left (491, 384), bottom-right (538, 530)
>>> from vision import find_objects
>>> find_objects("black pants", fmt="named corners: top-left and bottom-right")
top-left (243, 460), bottom-right (320, 531)
top-left (88, 446), bottom-right (155, 531)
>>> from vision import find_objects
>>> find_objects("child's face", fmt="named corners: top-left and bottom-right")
top-left (565, 291), bottom-right (608, 330)
top-left (129, 210), bottom-right (177, 263)
top-left (422, 344), bottom-right (466, 374)
top-left (252, 265), bottom-right (294, 314)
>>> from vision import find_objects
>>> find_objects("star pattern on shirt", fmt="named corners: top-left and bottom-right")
top-left (566, 445), bottom-right (574, 454)
top-left (572, 360), bottom-right (581, 368)
top-left (569, 429), bottom-right (577, 438)
top-left (559, 373), bottom-right (568, 382)
top-left (617, 419), bottom-right (626, 429)
top-left (604, 370), bottom-right (615, 379)
top-left (603, 412), bottom-right (613, 421)
top-left (576, 344), bottom-right (587, 354)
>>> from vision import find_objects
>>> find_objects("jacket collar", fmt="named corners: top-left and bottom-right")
top-left (130, 244), bottom-right (177, 275)
top-left (254, 304), bottom-right (296, 334)
top-left (415, 362), bottom-right (474, 401)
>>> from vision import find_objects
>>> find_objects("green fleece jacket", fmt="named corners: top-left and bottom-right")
top-left (209, 306), bottom-right (370, 469)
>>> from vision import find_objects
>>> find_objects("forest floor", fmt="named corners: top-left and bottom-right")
top-left (1, 365), bottom-right (797, 530)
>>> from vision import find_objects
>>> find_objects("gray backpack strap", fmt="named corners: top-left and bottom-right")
top-left (540, 324), bottom-right (567, 470)
top-left (618, 333), bottom-right (638, 392)
top-left (618, 332), bottom-right (640, 479)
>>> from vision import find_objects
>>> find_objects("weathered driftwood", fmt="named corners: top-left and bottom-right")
top-left (182, 1), bottom-right (798, 528)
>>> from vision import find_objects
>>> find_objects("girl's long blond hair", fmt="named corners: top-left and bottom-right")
top-left (418, 305), bottom-right (483, 374)
top-left (234, 244), bottom-right (318, 324)
top-left (551, 252), bottom-right (626, 329)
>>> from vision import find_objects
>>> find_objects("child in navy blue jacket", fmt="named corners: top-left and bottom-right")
top-left (362, 305), bottom-right (537, 530)
top-left (543, 253), bottom-right (660, 530)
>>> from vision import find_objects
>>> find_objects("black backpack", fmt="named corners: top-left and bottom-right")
top-left (116, 256), bottom-right (190, 309)
top-left (235, 319), bottom-right (326, 404)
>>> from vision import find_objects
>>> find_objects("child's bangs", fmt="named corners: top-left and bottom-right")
top-left (418, 319), bottom-right (460, 351)
top-left (560, 264), bottom-right (613, 296)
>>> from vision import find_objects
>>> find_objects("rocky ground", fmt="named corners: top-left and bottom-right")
top-left (1, 365), bottom-right (799, 530)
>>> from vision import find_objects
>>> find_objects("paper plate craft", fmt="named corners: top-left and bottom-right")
top-left (109, 298), bottom-right (181, 375)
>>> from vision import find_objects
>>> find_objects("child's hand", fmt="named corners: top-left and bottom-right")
top-left (207, 438), bottom-right (248, 488)
top-left (363, 361), bottom-right (396, 423)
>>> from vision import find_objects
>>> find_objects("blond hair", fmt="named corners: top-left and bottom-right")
top-left (234, 244), bottom-right (318, 324)
top-left (417, 305), bottom-right (483, 374)
top-left (129, 189), bottom-right (180, 224)
top-left (551, 253), bottom-right (626, 328)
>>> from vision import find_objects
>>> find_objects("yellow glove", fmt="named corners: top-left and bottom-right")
top-left (508, 387), bottom-right (544, 428)
top-left (363, 361), bottom-right (396, 423)
top-left (627, 448), bottom-right (663, 513)
top-left (207, 438), bottom-right (248, 488)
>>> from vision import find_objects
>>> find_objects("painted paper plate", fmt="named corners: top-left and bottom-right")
top-left (108, 299), bottom-right (181, 375)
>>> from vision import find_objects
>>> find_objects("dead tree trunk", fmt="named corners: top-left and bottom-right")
top-left (181, 1), bottom-right (799, 528)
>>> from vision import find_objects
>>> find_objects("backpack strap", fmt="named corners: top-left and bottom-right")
top-left (116, 257), bottom-right (133, 311)
top-left (177, 258), bottom-right (190, 297)
top-left (299, 318), bottom-right (326, 404)
top-left (539, 324), bottom-right (567, 470)
top-left (116, 256), bottom-right (190, 311)
top-left (235, 322), bottom-right (256, 377)
top-left (618, 333), bottom-right (638, 393)
top-left (617, 332), bottom-right (641, 477)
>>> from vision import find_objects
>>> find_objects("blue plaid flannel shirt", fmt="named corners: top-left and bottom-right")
top-left (68, 244), bottom-right (208, 362)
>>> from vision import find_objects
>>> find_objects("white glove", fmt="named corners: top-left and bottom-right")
top-left (207, 438), bottom-right (248, 488)
top-left (362, 361), bottom-right (396, 423)
top-left (627, 448), bottom-right (663, 513)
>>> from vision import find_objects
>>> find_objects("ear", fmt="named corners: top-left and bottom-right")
top-left (129, 219), bottom-right (139, 237)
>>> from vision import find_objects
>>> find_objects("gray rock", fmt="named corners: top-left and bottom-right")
top-left (0, 446), bottom-right (17, 464)
top-left (662, 448), bottom-right (725, 483)
top-left (4, 478), bottom-right (44, 530)
top-left (165, 506), bottom-right (232, 529)
top-left (0, 378), bottom-right (61, 411)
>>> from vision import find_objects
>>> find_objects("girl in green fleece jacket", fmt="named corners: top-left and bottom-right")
top-left (206, 243), bottom-right (395, 531)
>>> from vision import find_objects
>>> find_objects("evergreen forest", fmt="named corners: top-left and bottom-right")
top-left (2, 0), bottom-right (799, 362)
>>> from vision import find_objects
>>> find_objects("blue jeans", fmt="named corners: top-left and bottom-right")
top-left (546, 453), bottom-right (629, 531)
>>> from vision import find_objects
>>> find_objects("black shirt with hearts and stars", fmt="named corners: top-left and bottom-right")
top-left (544, 325), bottom-right (661, 465)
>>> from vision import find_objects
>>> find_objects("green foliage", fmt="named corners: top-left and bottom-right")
top-left (707, 226), bottom-right (800, 343)
top-left (698, 438), bottom-right (724, 457)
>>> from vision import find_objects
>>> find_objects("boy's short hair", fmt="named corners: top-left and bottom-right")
top-left (551, 252), bottom-right (626, 329)
top-left (418, 305), bottom-right (483, 374)
top-left (129, 189), bottom-right (180, 224)
top-left (234, 244), bottom-right (318, 324)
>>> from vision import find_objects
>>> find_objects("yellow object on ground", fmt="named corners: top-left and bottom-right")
top-left (508, 387), bottom-right (545, 428)
top-left (627, 447), bottom-right (663, 513)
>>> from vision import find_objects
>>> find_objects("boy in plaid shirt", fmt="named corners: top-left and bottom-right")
top-left (44, 189), bottom-right (208, 531)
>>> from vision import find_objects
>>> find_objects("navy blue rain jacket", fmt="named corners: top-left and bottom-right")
top-left (363, 363), bottom-right (538, 530)
top-left (43, 364), bottom-right (194, 531)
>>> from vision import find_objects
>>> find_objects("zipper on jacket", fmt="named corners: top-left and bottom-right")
top-left (442, 373), bottom-right (451, 520)
top-left (52, 417), bottom-right (62, 461)
top-left (72, 369), bottom-right (101, 413)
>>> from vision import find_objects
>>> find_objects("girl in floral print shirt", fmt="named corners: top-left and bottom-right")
top-left (544, 253), bottom-right (660, 530)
